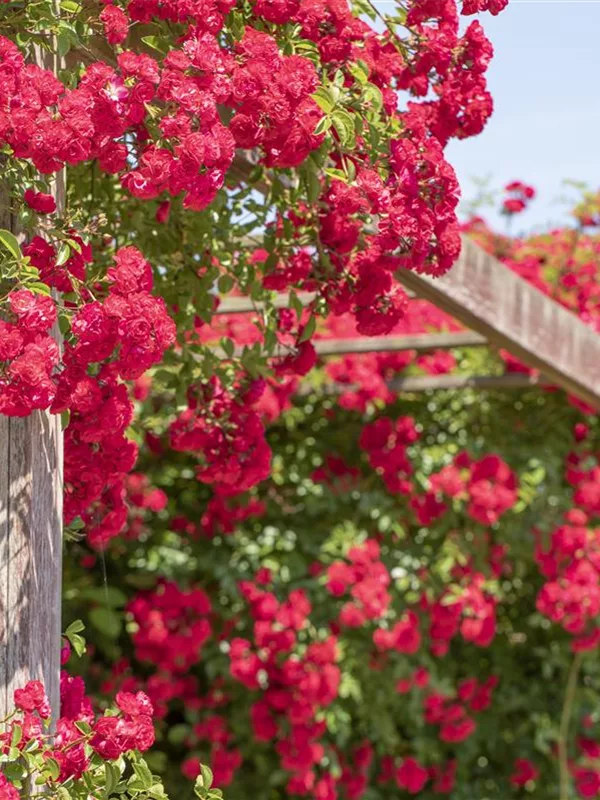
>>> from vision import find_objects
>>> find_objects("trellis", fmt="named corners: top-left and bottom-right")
top-left (2, 69), bottom-right (600, 727)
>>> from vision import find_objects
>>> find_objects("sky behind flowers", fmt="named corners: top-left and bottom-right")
top-left (375, 0), bottom-right (600, 231)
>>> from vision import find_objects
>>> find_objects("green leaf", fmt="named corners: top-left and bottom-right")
top-left (349, 60), bottom-right (370, 85)
top-left (60, 0), bottom-right (82, 12)
top-left (57, 32), bottom-right (72, 58)
top-left (66, 237), bottom-right (82, 253)
top-left (195, 765), bottom-right (214, 798)
top-left (352, 0), bottom-right (377, 20)
top-left (81, 586), bottom-right (127, 607)
top-left (132, 759), bottom-right (154, 790)
top-left (3, 761), bottom-right (25, 782)
top-left (289, 291), bottom-right (303, 320)
top-left (0, 229), bottom-right (21, 260)
top-left (89, 607), bottom-right (122, 639)
top-left (141, 36), bottom-right (166, 54)
top-left (75, 720), bottom-right (92, 735)
top-left (299, 315), bottom-right (316, 343)
top-left (167, 723), bottom-right (190, 746)
top-left (218, 274), bottom-right (234, 293)
top-left (11, 724), bottom-right (22, 748)
top-left (363, 83), bottom-right (383, 111)
top-left (65, 619), bottom-right (85, 635)
top-left (56, 243), bottom-right (71, 266)
top-left (70, 633), bottom-right (86, 657)
top-left (46, 758), bottom-right (60, 782)
top-left (311, 86), bottom-right (336, 114)
top-left (27, 281), bottom-right (52, 296)
top-left (331, 110), bottom-right (356, 148)
top-left (229, 9), bottom-right (245, 39)
top-left (200, 765), bottom-right (214, 790)
top-left (105, 762), bottom-right (121, 797)
top-left (313, 116), bottom-right (332, 137)
top-left (324, 168), bottom-right (348, 183)
top-left (221, 338), bottom-right (235, 358)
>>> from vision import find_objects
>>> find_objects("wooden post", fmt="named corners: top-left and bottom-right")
top-left (0, 414), bottom-right (63, 718)
top-left (0, 38), bottom-right (64, 719)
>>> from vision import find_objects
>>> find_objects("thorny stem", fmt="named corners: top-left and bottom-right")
top-left (558, 650), bottom-right (583, 800)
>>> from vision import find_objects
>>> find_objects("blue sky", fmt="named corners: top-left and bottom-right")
top-left (374, 1), bottom-right (600, 232)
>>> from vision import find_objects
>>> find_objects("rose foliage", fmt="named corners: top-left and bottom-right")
top-left (9, 1), bottom-right (600, 799)
top-left (53, 185), bottom-right (600, 800)
top-left (0, 665), bottom-right (222, 800)
top-left (0, 0), bottom-right (506, 547)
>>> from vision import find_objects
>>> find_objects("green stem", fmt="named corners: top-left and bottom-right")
top-left (558, 650), bottom-right (583, 800)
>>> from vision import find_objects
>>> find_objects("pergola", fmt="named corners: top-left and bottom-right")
top-left (2, 62), bottom-right (600, 726)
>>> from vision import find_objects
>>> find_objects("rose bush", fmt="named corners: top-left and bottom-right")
top-left (0, 0), bottom-right (506, 548)
top-left (55, 187), bottom-right (600, 800)
top-left (7, 0), bottom-right (600, 798)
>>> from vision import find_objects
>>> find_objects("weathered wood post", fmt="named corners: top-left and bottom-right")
top-left (0, 36), bottom-right (64, 719)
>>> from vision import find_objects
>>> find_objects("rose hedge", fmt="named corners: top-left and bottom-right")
top-left (58, 191), bottom-right (600, 799)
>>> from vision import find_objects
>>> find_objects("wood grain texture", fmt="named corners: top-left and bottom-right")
top-left (395, 237), bottom-right (600, 410)
top-left (0, 415), bottom-right (63, 718)
top-left (0, 33), bottom-right (64, 719)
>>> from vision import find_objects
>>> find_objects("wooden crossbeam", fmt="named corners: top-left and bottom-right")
top-left (231, 153), bottom-right (600, 409)
top-left (387, 372), bottom-right (547, 393)
top-left (297, 371), bottom-right (549, 397)
top-left (209, 330), bottom-right (486, 360)
top-left (215, 287), bottom-right (417, 315)
top-left (215, 292), bottom-right (317, 314)
top-left (395, 236), bottom-right (600, 410)
top-left (313, 331), bottom-right (485, 356)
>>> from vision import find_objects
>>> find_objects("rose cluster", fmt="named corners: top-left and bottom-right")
top-left (0, 677), bottom-right (157, 791)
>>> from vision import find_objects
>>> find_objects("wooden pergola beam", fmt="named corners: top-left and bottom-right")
top-left (231, 154), bottom-right (600, 409)
top-left (387, 372), bottom-right (548, 393)
top-left (395, 237), bottom-right (600, 410)
top-left (299, 371), bottom-right (549, 396)
top-left (215, 292), bottom-right (317, 314)
top-left (313, 331), bottom-right (485, 356)
top-left (209, 331), bottom-right (486, 360)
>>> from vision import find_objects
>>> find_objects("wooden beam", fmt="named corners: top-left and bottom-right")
top-left (297, 372), bottom-right (550, 396)
top-left (312, 331), bottom-right (485, 356)
top-left (387, 372), bottom-right (548, 393)
top-left (209, 331), bottom-right (486, 360)
top-left (215, 292), bottom-right (317, 314)
top-left (231, 154), bottom-right (600, 409)
top-left (0, 40), bottom-right (63, 720)
top-left (395, 236), bottom-right (600, 410)
top-left (215, 287), bottom-right (416, 315)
